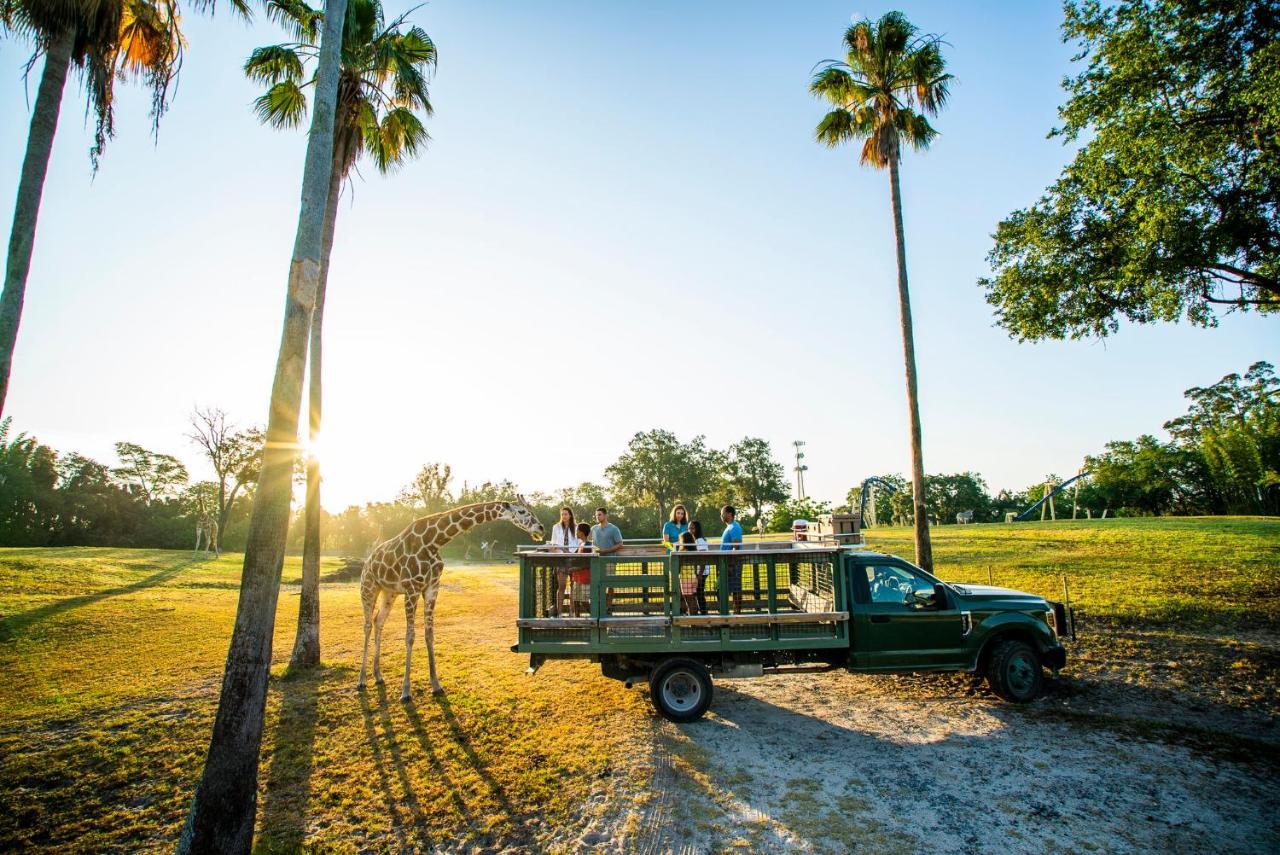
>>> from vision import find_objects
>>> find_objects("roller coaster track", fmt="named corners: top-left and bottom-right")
top-left (1014, 472), bottom-right (1091, 522)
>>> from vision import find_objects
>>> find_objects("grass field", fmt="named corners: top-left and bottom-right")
top-left (0, 517), bottom-right (1276, 851)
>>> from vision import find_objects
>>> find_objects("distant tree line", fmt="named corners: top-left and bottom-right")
top-left (1, 363), bottom-right (1274, 552)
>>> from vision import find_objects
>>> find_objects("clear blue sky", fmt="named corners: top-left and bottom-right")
top-left (0, 1), bottom-right (1274, 512)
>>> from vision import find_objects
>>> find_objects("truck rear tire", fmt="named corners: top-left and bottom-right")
top-left (649, 658), bottom-right (713, 722)
top-left (986, 640), bottom-right (1043, 703)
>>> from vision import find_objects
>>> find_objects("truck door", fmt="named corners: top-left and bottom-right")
top-left (849, 562), bottom-right (966, 669)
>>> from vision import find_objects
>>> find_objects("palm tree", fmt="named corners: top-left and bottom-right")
top-left (177, 0), bottom-right (349, 849)
top-left (0, 0), bottom-right (210, 419)
top-left (245, 0), bottom-right (435, 668)
top-left (810, 12), bottom-right (951, 573)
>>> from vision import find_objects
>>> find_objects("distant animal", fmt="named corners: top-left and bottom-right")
top-left (194, 513), bottom-right (219, 557)
top-left (956, 510), bottom-right (974, 525)
top-left (481, 539), bottom-right (497, 560)
top-left (357, 498), bottom-right (544, 700)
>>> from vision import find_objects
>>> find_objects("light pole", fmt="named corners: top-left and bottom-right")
top-left (793, 440), bottom-right (808, 500)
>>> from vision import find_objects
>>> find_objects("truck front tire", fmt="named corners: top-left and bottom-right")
top-left (649, 658), bottom-right (713, 722)
top-left (986, 640), bottom-right (1044, 703)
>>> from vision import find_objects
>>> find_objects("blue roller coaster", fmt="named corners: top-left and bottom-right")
top-left (857, 477), bottom-right (900, 529)
top-left (1014, 472), bottom-right (1091, 521)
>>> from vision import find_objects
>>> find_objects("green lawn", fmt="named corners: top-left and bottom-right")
top-left (866, 516), bottom-right (1280, 629)
top-left (0, 517), bottom-right (1275, 851)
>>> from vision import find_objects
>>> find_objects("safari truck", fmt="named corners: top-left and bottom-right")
top-left (512, 532), bottom-right (1072, 722)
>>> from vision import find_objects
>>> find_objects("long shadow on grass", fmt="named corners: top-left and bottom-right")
top-left (0, 556), bottom-right (205, 640)
top-left (358, 685), bottom-right (430, 847)
top-left (257, 665), bottom-right (332, 851)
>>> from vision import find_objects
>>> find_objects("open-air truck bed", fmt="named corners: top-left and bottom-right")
top-left (516, 541), bottom-right (849, 656)
top-left (512, 535), bottom-right (1072, 721)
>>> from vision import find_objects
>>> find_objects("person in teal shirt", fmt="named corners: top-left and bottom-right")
top-left (661, 504), bottom-right (689, 549)
top-left (720, 505), bottom-right (744, 613)
top-left (590, 507), bottom-right (624, 554)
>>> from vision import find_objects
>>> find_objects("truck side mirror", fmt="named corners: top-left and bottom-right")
top-left (908, 588), bottom-right (937, 609)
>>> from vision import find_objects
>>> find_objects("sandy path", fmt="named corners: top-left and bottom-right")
top-left (568, 671), bottom-right (1279, 854)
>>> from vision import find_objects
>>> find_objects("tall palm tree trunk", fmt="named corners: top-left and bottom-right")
top-left (289, 140), bottom-right (346, 669)
top-left (888, 152), bottom-right (934, 573)
top-left (177, 1), bottom-right (348, 851)
top-left (0, 29), bottom-right (74, 419)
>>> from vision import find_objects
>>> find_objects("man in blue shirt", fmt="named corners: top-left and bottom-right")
top-left (720, 505), bottom-right (744, 613)
top-left (591, 507), bottom-right (624, 555)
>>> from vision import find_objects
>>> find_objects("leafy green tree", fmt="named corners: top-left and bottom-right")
top-left (0, 0), bottom-right (233, 419)
top-left (112, 441), bottom-right (188, 504)
top-left (724, 437), bottom-right (789, 524)
top-left (247, 0), bottom-right (436, 669)
top-left (0, 418), bottom-right (56, 543)
top-left (924, 472), bottom-right (993, 524)
top-left (1086, 437), bottom-right (1193, 515)
top-left (982, 0), bottom-right (1280, 340)
top-left (179, 0), bottom-right (350, 846)
top-left (398, 462), bottom-right (453, 513)
top-left (187, 408), bottom-right (263, 552)
top-left (605, 429), bottom-right (720, 528)
top-left (765, 497), bottom-right (832, 534)
top-left (811, 11), bottom-right (950, 573)
top-left (1165, 361), bottom-right (1279, 512)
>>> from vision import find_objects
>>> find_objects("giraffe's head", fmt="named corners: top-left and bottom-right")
top-left (503, 495), bottom-right (545, 542)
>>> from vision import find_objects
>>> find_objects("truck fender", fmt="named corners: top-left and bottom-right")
top-left (969, 614), bottom-right (1054, 673)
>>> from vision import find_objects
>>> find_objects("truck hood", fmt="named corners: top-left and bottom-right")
top-left (947, 584), bottom-right (1047, 606)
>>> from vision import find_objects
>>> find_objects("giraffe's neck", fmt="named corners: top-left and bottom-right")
top-left (425, 501), bottom-right (508, 549)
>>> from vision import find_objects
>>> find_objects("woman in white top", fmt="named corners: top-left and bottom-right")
top-left (549, 507), bottom-right (579, 616)
top-left (549, 507), bottom-right (578, 551)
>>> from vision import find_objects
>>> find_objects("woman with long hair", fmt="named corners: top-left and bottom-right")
top-left (662, 504), bottom-right (689, 550)
top-left (549, 507), bottom-right (577, 616)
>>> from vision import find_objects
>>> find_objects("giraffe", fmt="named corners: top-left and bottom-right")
top-left (194, 512), bottom-right (219, 558)
top-left (357, 497), bottom-right (544, 700)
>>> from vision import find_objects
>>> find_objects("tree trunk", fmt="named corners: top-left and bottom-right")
top-left (177, 1), bottom-right (348, 851)
top-left (887, 153), bottom-right (934, 573)
top-left (289, 140), bottom-right (345, 669)
top-left (0, 29), bottom-right (74, 419)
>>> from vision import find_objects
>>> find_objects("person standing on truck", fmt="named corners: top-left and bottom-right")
top-left (591, 507), bottom-right (624, 555)
top-left (661, 504), bottom-right (689, 550)
top-left (548, 507), bottom-right (578, 616)
top-left (570, 522), bottom-right (593, 616)
top-left (690, 519), bottom-right (710, 614)
top-left (720, 505), bottom-right (744, 613)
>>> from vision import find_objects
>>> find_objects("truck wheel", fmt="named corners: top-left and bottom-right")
top-left (986, 640), bottom-right (1043, 703)
top-left (649, 658), bottom-right (713, 722)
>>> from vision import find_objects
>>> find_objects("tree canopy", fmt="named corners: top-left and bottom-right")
top-left (981, 0), bottom-right (1279, 340)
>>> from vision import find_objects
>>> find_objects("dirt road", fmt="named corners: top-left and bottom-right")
top-left (559, 669), bottom-right (1279, 854)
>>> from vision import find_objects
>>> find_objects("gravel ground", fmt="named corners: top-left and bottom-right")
top-left (555, 667), bottom-right (1280, 854)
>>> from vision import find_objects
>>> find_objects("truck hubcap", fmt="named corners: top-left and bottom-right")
top-left (661, 671), bottom-right (701, 712)
top-left (1007, 653), bottom-right (1036, 695)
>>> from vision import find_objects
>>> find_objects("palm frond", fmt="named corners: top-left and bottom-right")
top-left (366, 105), bottom-right (426, 172)
top-left (264, 0), bottom-right (321, 41)
top-left (253, 79), bottom-right (308, 127)
top-left (244, 44), bottom-right (304, 83)
top-left (815, 109), bottom-right (856, 148)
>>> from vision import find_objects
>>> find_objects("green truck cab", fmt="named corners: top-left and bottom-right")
top-left (513, 541), bottom-right (1071, 721)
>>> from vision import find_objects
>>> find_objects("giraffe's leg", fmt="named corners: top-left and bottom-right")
top-left (357, 582), bottom-right (376, 689)
top-left (425, 605), bottom-right (443, 695)
top-left (401, 593), bottom-right (419, 702)
top-left (372, 591), bottom-right (396, 685)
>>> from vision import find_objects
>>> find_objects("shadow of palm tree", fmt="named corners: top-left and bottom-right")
top-left (257, 666), bottom-right (329, 851)
top-left (0, 555), bottom-right (205, 640)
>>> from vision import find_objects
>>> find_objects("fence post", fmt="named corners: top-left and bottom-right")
top-left (988, 565), bottom-right (993, 586)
